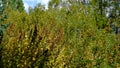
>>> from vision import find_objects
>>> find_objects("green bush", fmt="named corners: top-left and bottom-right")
top-left (0, 4), bottom-right (120, 68)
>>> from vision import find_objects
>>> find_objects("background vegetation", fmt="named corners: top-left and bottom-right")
top-left (0, 0), bottom-right (120, 68)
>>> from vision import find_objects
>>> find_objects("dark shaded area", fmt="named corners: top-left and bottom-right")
top-left (115, 27), bottom-right (120, 34)
top-left (38, 49), bottom-right (49, 68)
top-left (30, 24), bottom-right (38, 45)
top-left (0, 30), bottom-right (3, 68)
top-left (0, 23), bottom-right (10, 68)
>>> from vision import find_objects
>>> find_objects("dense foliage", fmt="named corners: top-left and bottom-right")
top-left (0, 0), bottom-right (120, 68)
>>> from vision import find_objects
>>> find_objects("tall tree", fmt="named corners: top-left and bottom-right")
top-left (0, 0), bottom-right (24, 14)
top-left (16, 0), bottom-right (24, 12)
top-left (0, 0), bottom-right (24, 22)
top-left (48, 0), bottom-right (62, 9)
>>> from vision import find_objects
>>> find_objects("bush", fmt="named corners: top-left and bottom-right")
top-left (0, 5), bottom-right (120, 68)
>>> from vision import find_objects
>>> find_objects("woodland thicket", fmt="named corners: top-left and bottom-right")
top-left (0, 0), bottom-right (120, 68)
